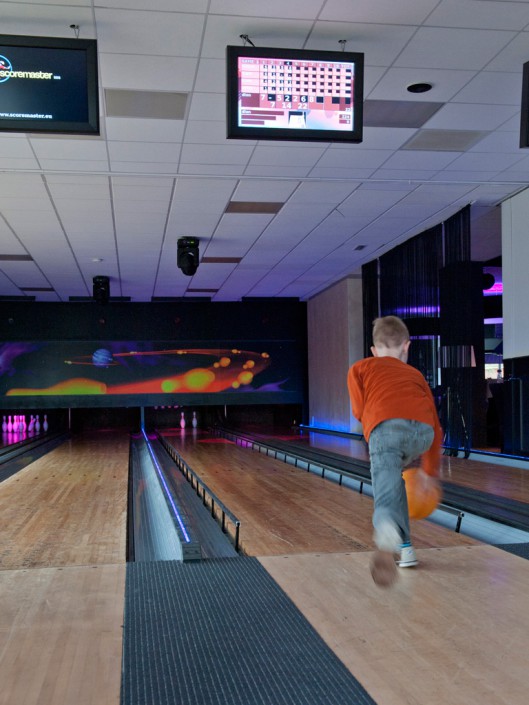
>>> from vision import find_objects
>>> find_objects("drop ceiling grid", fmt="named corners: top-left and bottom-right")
top-left (99, 54), bottom-right (199, 92)
top-left (105, 118), bottom-right (186, 144)
top-left (231, 179), bottom-right (299, 202)
top-left (445, 151), bottom-right (527, 174)
top-left (308, 21), bottom-right (417, 65)
top-left (0, 260), bottom-right (50, 289)
top-left (370, 68), bottom-right (478, 103)
top-left (426, 103), bottom-right (520, 133)
top-left (214, 267), bottom-right (275, 301)
top-left (106, 141), bottom-right (180, 165)
top-left (319, 0), bottom-right (439, 25)
top-left (94, 8), bottom-right (205, 57)
top-left (247, 145), bottom-right (329, 170)
top-left (395, 27), bottom-right (517, 71)
top-left (206, 214), bottom-right (276, 258)
top-left (209, 0), bottom-right (325, 20)
top-left (425, 0), bottom-right (529, 31)
top-left (1, 0), bottom-right (523, 300)
top-left (200, 15), bottom-right (314, 59)
top-left (0, 5), bottom-right (94, 37)
top-left (184, 262), bottom-right (237, 290)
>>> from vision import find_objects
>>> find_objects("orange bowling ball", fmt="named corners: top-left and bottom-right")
top-left (403, 467), bottom-right (442, 520)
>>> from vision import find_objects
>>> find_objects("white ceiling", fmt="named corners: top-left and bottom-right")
top-left (0, 0), bottom-right (528, 302)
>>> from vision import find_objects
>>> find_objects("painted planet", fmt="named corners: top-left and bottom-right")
top-left (92, 348), bottom-right (114, 367)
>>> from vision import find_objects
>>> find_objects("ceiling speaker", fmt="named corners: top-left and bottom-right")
top-left (177, 237), bottom-right (200, 276)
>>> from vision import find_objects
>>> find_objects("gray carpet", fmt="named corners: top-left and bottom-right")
top-left (121, 557), bottom-right (376, 705)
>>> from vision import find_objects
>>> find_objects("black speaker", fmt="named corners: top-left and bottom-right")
top-left (93, 275), bottom-right (110, 304)
top-left (177, 237), bottom-right (199, 276)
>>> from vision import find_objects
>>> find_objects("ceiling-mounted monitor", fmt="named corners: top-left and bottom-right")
top-left (0, 34), bottom-right (99, 135)
top-left (520, 61), bottom-right (529, 148)
top-left (226, 45), bottom-right (364, 144)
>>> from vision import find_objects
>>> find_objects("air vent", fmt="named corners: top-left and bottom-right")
top-left (105, 89), bottom-right (188, 120)
top-left (225, 202), bottom-right (283, 214)
top-left (363, 100), bottom-right (443, 128)
top-left (0, 254), bottom-right (33, 261)
top-left (201, 257), bottom-right (242, 264)
top-left (19, 287), bottom-right (54, 292)
top-left (402, 129), bottom-right (486, 151)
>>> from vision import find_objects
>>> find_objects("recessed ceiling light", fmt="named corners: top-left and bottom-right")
top-left (407, 82), bottom-right (433, 94)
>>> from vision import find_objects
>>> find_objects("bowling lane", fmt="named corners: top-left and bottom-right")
top-left (0, 430), bottom-right (129, 570)
top-left (160, 429), bottom-right (477, 557)
top-left (245, 427), bottom-right (529, 506)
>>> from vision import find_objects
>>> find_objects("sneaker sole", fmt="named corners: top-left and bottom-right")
top-left (370, 550), bottom-right (398, 588)
top-left (398, 560), bottom-right (418, 568)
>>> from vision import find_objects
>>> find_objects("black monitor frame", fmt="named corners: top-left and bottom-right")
top-left (0, 34), bottom-right (99, 135)
top-left (520, 61), bottom-right (529, 148)
top-left (226, 45), bottom-right (364, 144)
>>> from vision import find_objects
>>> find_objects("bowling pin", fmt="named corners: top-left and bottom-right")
top-left (180, 411), bottom-right (186, 429)
top-left (7, 415), bottom-right (12, 433)
top-left (43, 414), bottom-right (48, 432)
top-left (2, 416), bottom-right (6, 433)
top-left (35, 415), bottom-right (41, 433)
top-left (192, 411), bottom-right (197, 428)
top-left (28, 415), bottom-right (35, 432)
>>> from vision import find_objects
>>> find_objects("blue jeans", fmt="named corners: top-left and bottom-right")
top-left (368, 419), bottom-right (434, 546)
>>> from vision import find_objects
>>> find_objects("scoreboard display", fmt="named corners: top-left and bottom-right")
top-left (227, 46), bottom-right (364, 143)
top-left (239, 56), bottom-right (354, 131)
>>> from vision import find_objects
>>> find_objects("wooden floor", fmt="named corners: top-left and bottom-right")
top-left (0, 431), bottom-right (129, 705)
top-left (1, 426), bottom-right (529, 705)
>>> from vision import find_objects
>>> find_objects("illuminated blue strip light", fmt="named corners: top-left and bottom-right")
top-left (141, 429), bottom-right (191, 543)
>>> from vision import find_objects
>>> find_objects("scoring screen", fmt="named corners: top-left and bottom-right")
top-left (237, 56), bottom-right (356, 131)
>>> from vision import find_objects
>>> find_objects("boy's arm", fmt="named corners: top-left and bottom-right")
top-left (347, 364), bottom-right (364, 421)
top-left (421, 420), bottom-right (443, 477)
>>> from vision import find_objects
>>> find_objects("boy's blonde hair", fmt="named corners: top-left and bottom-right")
top-left (372, 315), bottom-right (409, 348)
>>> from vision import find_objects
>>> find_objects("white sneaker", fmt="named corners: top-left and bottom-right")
top-left (373, 522), bottom-right (400, 552)
top-left (398, 544), bottom-right (418, 568)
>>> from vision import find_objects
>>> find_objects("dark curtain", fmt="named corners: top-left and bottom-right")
top-left (379, 224), bottom-right (442, 385)
top-left (379, 224), bottom-right (442, 318)
top-left (361, 259), bottom-right (379, 357)
top-left (360, 204), bottom-right (484, 454)
top-left (444, 204), bottom-right (471, 265)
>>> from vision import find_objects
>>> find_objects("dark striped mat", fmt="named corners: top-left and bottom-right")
top-left (496, 543), bottom-right (529, 560)
top-left (121, 557), bottom-right (375, 705)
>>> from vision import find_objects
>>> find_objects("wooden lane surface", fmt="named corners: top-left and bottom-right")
top-left (262, 429), bottom-right (529, 505)
top-left (161, 430), bottom-right (477, 557)
top-left (0, 563), bottom-right (125, 705)
top-left (260, 546), bottom-right (529, 705)
top-left (0, 431), bottom-right (129, 570)
top-left (0, 431), bottom-right (129, 705)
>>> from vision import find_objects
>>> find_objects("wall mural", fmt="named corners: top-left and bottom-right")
top-left (0, 340), bottom-right (304, 408)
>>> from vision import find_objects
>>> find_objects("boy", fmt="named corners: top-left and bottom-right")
top-left (347, 315), bottom-right (442, 587)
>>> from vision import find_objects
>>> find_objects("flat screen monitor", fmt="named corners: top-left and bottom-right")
top-left (520, 61), bottom-right (529, 148)
top-left (226, 45), bottom-right (364, 143)
top-left (0, 34), bottom-right (99, 135)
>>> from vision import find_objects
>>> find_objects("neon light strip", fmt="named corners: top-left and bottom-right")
top-left (141, 429), bottom-right (191, 543)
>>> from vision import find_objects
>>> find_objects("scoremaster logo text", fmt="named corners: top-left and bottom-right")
top-left (0, 54), bottom-right (59, 83)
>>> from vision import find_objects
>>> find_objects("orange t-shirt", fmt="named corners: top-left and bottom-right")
top-left (347, 356), bottom-right (442, 476)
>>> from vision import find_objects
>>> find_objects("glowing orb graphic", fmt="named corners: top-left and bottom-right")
top-left (92, 348), bottom-right (114, 367)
